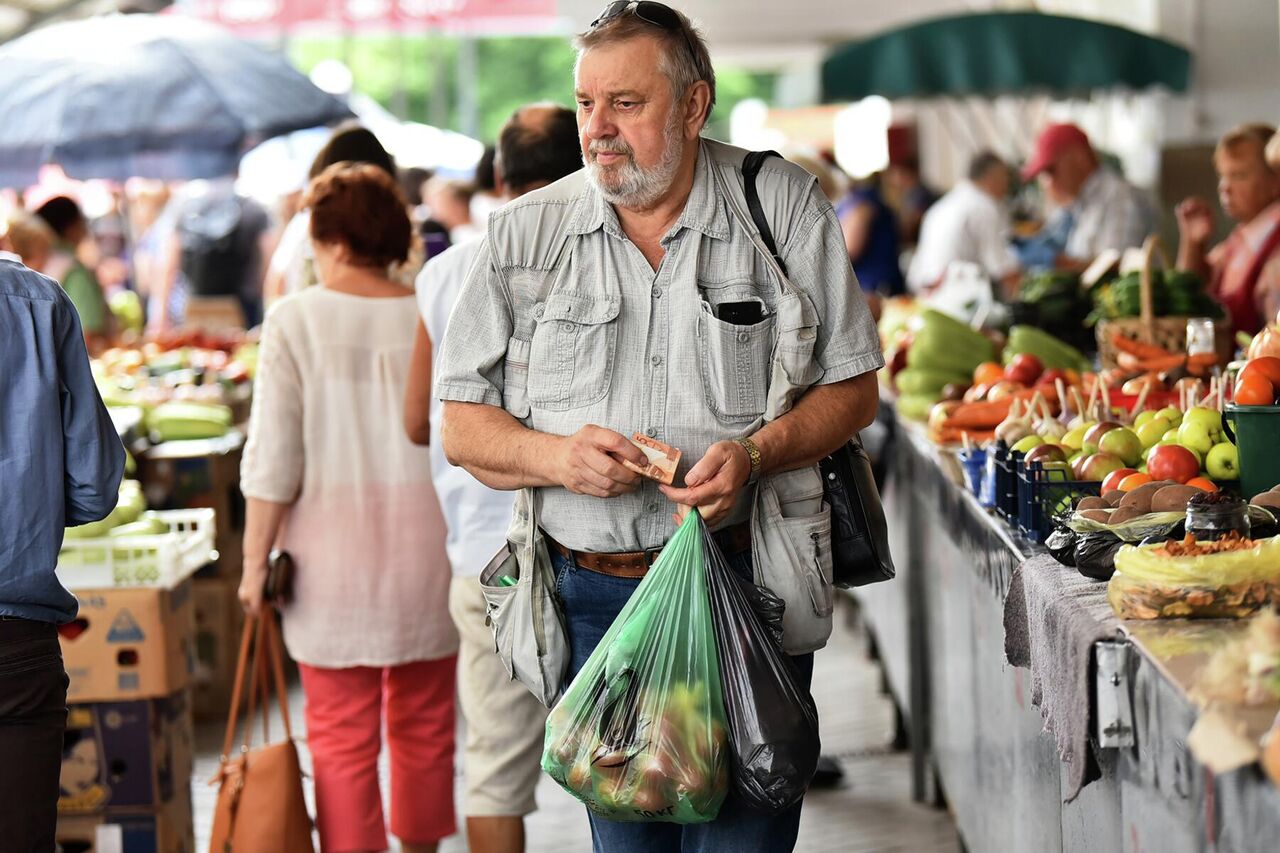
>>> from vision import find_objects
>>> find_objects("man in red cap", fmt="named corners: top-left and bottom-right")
top-left (1021, 122), bottom-right (1152, 268)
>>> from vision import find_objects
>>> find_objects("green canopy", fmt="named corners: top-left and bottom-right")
top-left (822, 11), bottom-right (1191, 102)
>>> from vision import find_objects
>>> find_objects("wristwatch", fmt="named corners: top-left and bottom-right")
top-left (734, 436), bottom-right (763, 485)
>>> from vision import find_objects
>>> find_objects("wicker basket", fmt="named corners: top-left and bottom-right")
top-left (1095, 235), bottom-right (1234, 369)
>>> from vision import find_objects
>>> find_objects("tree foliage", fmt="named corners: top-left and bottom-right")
top-left (289, 35), bottom-right (774, 145)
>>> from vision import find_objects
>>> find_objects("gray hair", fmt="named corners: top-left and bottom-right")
top-left (574, 5), bottom-right (716, 126)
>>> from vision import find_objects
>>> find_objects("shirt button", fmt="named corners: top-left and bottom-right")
top-left (737, 331), bottom-right (750, 343)
top-left (652, 287), bottom-right (662, 298)
top-left (648, 502), bottom-right (659, 512)
top-left (646, 427), bottom-right (658, 438)
top-left (650, 355), bottom-right (662, 366)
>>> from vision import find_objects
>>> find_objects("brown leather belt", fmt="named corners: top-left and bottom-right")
top-left (548, 522), bottom-right (752, 579)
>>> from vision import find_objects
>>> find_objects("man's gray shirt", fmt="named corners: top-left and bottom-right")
top-left (435, 139), bottom-right (883, 552)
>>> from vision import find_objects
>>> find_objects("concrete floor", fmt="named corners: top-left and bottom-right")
top-left (192, 597), bottom-right (959, 852)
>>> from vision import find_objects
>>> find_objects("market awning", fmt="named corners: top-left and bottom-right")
top-left (821, 11), bottom-right (1192, 102)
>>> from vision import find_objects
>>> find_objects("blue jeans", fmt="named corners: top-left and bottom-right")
top-left (551, 549), bottom-right (815, 853)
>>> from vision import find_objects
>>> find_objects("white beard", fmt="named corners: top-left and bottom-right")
top-left (585, 108), bottom-right (685, 210)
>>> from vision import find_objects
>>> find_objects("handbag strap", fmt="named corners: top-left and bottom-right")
top-left (219, 616), bottom-right (257, 760)
top-left (219, 613), bottom-right (295, 762)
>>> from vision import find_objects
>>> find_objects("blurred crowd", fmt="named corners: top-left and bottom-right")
top-left (0, 120), bottom-right (501, 355)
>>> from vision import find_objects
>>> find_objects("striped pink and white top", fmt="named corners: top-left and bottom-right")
top-left (241, 286), bottom-right (457, 668)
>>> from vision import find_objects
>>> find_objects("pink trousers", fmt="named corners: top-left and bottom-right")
top-left (298, 657), bottom-right (458, 852)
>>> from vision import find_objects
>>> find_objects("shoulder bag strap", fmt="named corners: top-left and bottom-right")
top-left (740, 150), bottom-right (788, 277)
top-left (709, 149), bottom-right (792, 298)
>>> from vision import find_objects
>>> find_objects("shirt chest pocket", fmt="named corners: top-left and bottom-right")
top-left (696, 291), bottom-right (776, 422)
top-left (527, 292), bottom-right (621, 411)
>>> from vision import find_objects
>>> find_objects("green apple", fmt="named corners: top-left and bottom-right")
top-left (1099, 427), bottom-right (1144, 466)
top-left (1138, 463), bottom-right (1148, 474)
top-left (1205, 442), bottom-right (1240, 480)
top-left (1157, 406), bottom-right (1184, 428)
top-left (1068, 450), bottom-right (1085, 467)
top-left (1136, 417), bottom-right (1172, 449)
top-left (1184, 406), bottom-right (1223, 436)
top-left (1134, 410), bottom-right (1159, 429)
top-left (1177, 419), bottom-right (1216, 457)
top-left (1061, 425), bottom-right (1089, 451)
top-left (1011, 434), bottom-right (1045, 454)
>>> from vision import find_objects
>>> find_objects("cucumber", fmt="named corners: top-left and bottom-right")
top-left (895, 367), bottom-right (970, 396)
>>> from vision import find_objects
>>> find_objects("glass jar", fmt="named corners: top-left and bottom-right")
top-left (1185, 493), bottom-right (1250, 541)
top-left (1186, 317), bottom-right (1217, 358)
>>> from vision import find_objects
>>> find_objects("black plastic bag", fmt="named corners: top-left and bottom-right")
top-left (1074, 531), bottom-right (1124, 581)
top-left (1045, 525), bottom-right (1078, 567)
top-left (703, 534), bottom-right (820, 814)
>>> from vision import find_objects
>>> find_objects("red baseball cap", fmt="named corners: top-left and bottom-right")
top-left (1021, 123), bottom-right (1092, 180)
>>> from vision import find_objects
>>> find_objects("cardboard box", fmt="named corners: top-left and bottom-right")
top-left (56, 783), bottom-right (194, 853)
top-left (60, 580), bottom-right (195, 703)
top-left (139, 433), bottom-right (244, 580)
top-left (58, 691), bottom-right (194, 814)
top-left (191, 577), bottom-right (243, 720)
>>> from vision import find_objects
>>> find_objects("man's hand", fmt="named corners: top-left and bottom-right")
top-left (555, 425), bottom-right (648, 498)
top-left (238, 559), bottom-right (268, 617)
top-left (660, 440), bottom-right (751, 527)
top-left (1176, 197), bottom-right (1215, 246)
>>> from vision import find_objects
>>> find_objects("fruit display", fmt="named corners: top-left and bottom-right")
top-left (1012, 271), bottom-right (1092, 353)
top-left (1087, 269), bottom-right (1220, 325)
top-left (146, 400), bottom-right (234, 442)
top-left (895, 309), bottom-right (997, 421)
top-left (92, 339), bottom-right (255, 427)
top-left (1002, 325), bottom-right (1092, 373)
top-left (1108, 533), bottom-right (1280, 619)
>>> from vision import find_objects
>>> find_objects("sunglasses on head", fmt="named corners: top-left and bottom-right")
top-left (591, 1), bottom-right (696, 56)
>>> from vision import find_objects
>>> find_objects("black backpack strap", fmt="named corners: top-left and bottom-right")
top-left (740, 150), bottom-right (788, 277)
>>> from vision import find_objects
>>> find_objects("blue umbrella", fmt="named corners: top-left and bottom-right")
top-left (0, 13), bottom-right (352, 187)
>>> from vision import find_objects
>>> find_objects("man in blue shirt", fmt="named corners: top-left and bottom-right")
top-left (0, 252), bottom-right (124, 850)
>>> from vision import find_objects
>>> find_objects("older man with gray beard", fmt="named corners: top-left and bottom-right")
top-left (435, 3), bottom-right (883, 851)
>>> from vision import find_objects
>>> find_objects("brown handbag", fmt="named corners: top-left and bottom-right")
top-left (208, 613), bottom-right (315, 853)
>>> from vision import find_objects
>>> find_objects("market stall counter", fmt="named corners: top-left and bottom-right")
top-left (859, 399), bottom-right (1280, 852)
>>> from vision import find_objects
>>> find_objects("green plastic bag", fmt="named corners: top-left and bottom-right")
top-left (542, 511), bottom-right (730, 823)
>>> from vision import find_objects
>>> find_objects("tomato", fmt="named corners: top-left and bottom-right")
top-left (1234, 371), bottom-right (1274, 406)
top-left (1240, 356), bottom-right (1280, 389)
top-left (1118, 472), bottom-right (1153, 492)
top-left (973, 362), bottom-right (1006, 386)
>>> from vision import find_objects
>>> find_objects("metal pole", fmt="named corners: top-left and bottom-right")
top-left (393, 32), bottom-right (408, 119)
top-left (429, 34), bottom-right (450, 129)
top-left (456, 31), bottom-right (479, 138)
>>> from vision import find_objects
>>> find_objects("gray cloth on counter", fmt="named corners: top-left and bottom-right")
top-left (1003, 553), bottom-right (1123, 802)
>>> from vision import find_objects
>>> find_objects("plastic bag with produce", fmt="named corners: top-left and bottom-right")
top-left (704, 520), bottom-right (819, 814)
top-left (542, 510), bottom-right (730, 823)
top-left (1108, 534), bottom-right (1280, 619)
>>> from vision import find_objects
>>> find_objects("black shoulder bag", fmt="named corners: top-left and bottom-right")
top-left (741, 150), bottom-right (895, 588)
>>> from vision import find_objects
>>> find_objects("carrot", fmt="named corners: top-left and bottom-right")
top-left (1111, 333), bottom-right (1175, 360)
top-left (942, 398), bottom-right (1014, 430)
top-left (1117, 351), bottom-right (1186, 373)
top-left (932, 427), bottom-right (996, 446)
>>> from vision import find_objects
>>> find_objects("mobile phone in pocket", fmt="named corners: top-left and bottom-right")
top-left (716, 300), bottom-right (765, 326)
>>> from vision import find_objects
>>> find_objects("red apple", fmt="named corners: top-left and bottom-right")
top-left (1083, 421), bottom-right (1122, 454)
top-left (1078, 452), bottom-right (1126, 483)
top-left (1147, 444), bottom-right (1200, 484)
top-left (1004, 353), bottom-right (1044, 386)
top-left (1101, 468), bottom-right (1139, 494)
top-left (1037, 368), bottom-right (1069, 388)
top-left (987, 380), bottom-right (1023, 401)
top-left (1024, 444), bottom-right (1068, 465)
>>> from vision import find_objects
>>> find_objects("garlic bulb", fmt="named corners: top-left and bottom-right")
top-left (995, 399), bottom-right (1036, 445)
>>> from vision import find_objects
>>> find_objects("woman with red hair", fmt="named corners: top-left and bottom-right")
top-left (239, 162), bottom-right (457, 853)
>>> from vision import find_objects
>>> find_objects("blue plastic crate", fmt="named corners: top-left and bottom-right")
top-left (992, 442), bottom-right (1021, 523)
top-left (1016, 460), bottom-right (1102, 543)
